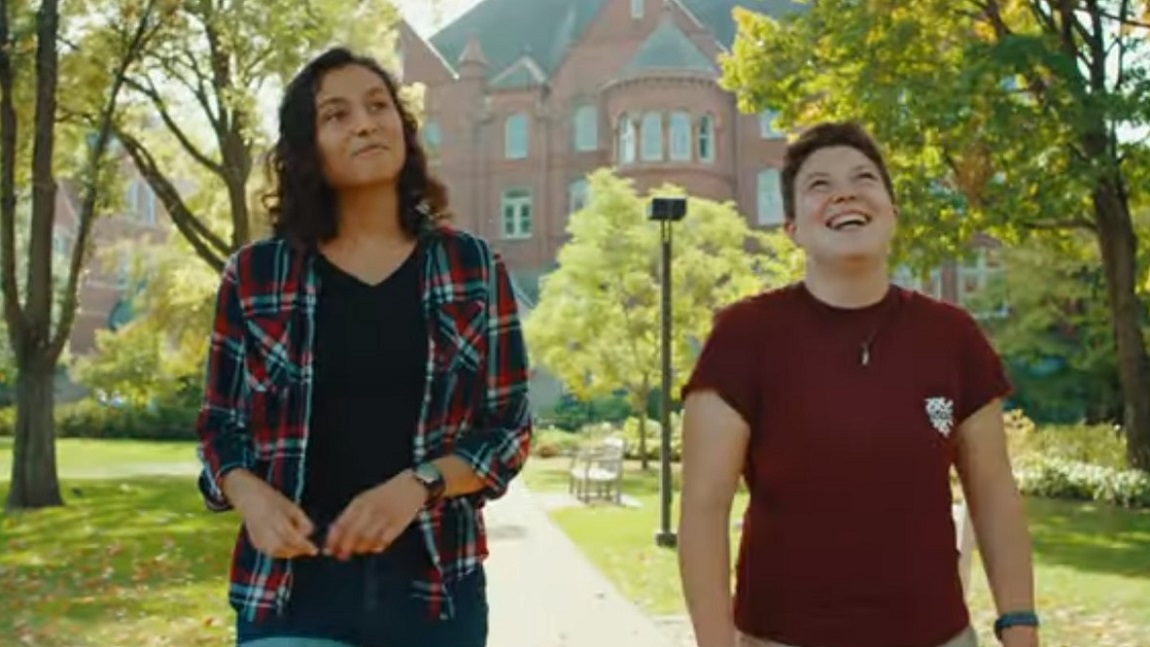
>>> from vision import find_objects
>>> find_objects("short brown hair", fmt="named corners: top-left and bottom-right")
top-left (780, 121), bottom-right (895, 222)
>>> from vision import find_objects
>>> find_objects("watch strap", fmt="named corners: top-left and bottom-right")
top-left (994, 610), bottom-right (1039, 640)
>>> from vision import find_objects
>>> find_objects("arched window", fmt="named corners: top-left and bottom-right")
top-left (698, 114), bottom-right (715, 163)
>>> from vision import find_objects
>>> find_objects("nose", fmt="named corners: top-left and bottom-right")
top-left (830, 185), bottom-right (858, 204)
top-left (350, 107), bottom-right (379, 137)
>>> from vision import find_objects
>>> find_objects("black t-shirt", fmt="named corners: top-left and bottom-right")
top-left (302, 245), bottom-right (428, 562)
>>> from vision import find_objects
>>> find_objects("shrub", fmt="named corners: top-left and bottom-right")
top-left (0, 398), bottom-right (198, 441)
top-left (531, 426), bottom-right (584, 458)
top-left (1007, 409), bottom-right (1127, 470)
top-left (618, 414), bottom-right (682, 461)
top-left (1016, 457), bottom-right (1150, 508)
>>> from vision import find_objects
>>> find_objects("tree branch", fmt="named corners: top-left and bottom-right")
top-left (1098, 1), bottom-right (1150, 29)
top-left (51, 0), bottom-right (165, 358)
top-left (24, 0), bottom-right (61, 349)
top-left (114, 126), bottom-right (229, 271)
top-left (122, 74), bottom-right (224, 176)
top-left (0, 0), bottom-right (27, 345)
top-left (154, 51), bottom-right (223, 134)
top-left (1021, 218), bottom-right (1096, 232)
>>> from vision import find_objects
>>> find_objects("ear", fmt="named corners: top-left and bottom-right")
top-left (783, 219), bottom-right (798, 243)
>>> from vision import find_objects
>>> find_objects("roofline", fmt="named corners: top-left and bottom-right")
top-left (489, 55), bottom-right (547, 87)
top-left (669, 0), bottom-right (727, 51)
top-left (400, 19), bottom-right (458, 79)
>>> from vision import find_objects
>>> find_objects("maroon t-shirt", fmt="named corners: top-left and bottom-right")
top-left (682, 282), bottom-right (1011, 647)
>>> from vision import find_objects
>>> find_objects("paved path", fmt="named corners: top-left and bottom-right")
top-left (483, 481), bottom-right (682, 647)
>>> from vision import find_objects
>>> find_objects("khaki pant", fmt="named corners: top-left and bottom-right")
top-left (737, 626), bottom-right (978, 647)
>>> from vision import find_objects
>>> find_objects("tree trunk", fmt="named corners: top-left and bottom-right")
top-left (5, 358), bottom-right (61, 510)
top-left (1091, 172), bottom-right (1150, 471)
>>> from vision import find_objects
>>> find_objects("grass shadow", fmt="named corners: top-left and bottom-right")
top-left (1026, 497), bottom-right (1150, 577)
top-left (0, 475), bottom-right (238, 645)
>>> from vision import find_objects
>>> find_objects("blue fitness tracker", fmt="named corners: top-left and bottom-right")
top-left (994, 610), bottom-right (1040, 640)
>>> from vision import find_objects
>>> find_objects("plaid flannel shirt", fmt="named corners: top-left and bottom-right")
top-left (194, 225), bottom-right (533, 622)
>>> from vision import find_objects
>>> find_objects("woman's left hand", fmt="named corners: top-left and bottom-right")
top-left (324, 470), bottom-right (427, 560)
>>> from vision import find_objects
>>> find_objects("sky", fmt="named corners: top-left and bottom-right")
top-left (394, 0), bottom-right (483, 37)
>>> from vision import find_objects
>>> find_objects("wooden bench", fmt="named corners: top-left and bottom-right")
top-left (568, 437), bottom-right (625, 504)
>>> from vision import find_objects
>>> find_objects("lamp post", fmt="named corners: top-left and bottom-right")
top-left (647, 195), bottom-right (686, 549)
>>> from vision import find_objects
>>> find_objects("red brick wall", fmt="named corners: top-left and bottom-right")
top-left (405, 2), bottom-right (791, 278)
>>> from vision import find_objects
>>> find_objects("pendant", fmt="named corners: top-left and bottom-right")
top-left (860, 344), bottom-right (870, 367)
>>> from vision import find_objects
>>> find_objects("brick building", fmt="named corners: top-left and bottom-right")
top-left (54, 161), bottom-right (169, 355)
top-left (400, 0), bottom-right (803, 297)
top-left (400, 0), bottom-right (1003, 312)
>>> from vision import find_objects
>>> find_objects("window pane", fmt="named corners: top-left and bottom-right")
top-left (698, 115), bottom-right (714, 162)
top-left (505, 114), bottom-right (528, 159)
top-left (669, 112), bottom-right (690, 161)
top-left (618, 115), bottom-right (635, 164)
top-left (757, 169), bottom-right (783, 225)
top-left (569, 179), bottom-right (588, 213)
top-left (574, 106), bottom-right (597, 151)
top-left (641, 112), bottom-right (663, 161)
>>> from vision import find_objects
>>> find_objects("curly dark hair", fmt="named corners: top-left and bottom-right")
top-left (262, 47), bottom-right (450, 246)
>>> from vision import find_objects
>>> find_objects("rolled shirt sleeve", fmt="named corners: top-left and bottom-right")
top-left (195, 253), bottom-right (255, 511)
top-left (452, 249), bottom-right (533, 500)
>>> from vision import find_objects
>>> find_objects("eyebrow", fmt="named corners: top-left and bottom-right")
top-left (800, 164), bottom-right (877, 181)
top-left (316, 97), bottom-right (348, 110)
top-left (316, 87), bottom-right (390, 110)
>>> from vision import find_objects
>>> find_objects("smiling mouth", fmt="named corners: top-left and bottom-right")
top-left (354, 144), bottom-right (387, 156)
top-left (826, 211), bottom-right (871, 231)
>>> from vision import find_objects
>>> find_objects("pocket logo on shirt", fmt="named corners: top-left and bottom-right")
top-left (925, 396), bottom-right (955, 437)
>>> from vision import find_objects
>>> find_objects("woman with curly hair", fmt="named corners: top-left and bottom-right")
top-left (193, 47), bottom-right (532, 647)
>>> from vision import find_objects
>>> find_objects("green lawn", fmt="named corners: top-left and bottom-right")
top-left (520, 457), bottom-right (1150, 647)
top-left (0, 437), bottom-right (199, 480)
top-left (4, 442), bottom-right (1148, 646)
top-left (0, 439), bottom-right (234, 646)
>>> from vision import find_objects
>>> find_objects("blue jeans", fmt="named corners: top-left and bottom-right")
top-left (235, 551), bottom-right (488, 647)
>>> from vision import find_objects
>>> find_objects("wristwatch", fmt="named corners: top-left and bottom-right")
top-left (412, 462), bottom-right (446, 503)
top-left (994, 610), bottom-right (1039, 640)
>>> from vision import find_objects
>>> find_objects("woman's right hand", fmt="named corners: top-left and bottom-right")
top-left (222, 469), bottom-right (319, 559)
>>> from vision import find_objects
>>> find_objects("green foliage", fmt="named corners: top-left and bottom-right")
top-left (116, 0), bottom-right (401, 268)
top-left (524, 169), bottom-right (798, 465)
top-left (979, 234), bottom-right (1149, 423)
top-left (0, 398), bottom-right (197, 441)
top-left (617, 414), bottom-right (682, 462)
top-left (71, 240), bottom-right (216, 408)
top-left (1004, 409), bottom-right (1149, 507)
top-left (720, 1), bottom-right (1149, 264)
top-left (524, 169), bottom-right (799, 408)
top-left (722, 0), bottom-right (1150, 468)
top-left (0, 317), bottom-right (15, 396)
top-left (1016, 459), bottom-right (1150, 508)
top-left (531, 426), bottom-right (583, 458)
top-left (1006, 410), bottom-right (1128, 470)
top-left (538, 391), bottom-right (634, 431)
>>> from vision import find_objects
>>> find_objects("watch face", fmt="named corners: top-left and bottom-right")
top-left (416, 464), bottom-right (445, 497)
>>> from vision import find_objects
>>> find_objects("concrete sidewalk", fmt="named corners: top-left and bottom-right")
top-left (482, 482), bottom-right (680, 647)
